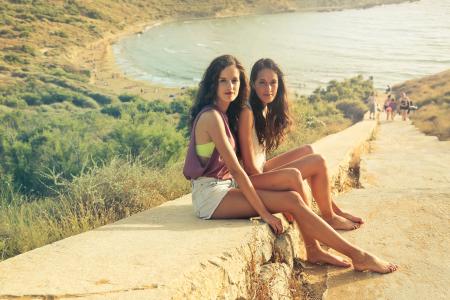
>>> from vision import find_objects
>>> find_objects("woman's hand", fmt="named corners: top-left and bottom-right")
top-left (261, 213), bottom-right (284, 235)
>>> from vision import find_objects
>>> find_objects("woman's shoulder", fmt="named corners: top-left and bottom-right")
top-left (239, 105), bottom-right (254, 123)
top-left (241, 104), bottom-right (253, 113)
top-left (197, 108), bottom-right (223, 126)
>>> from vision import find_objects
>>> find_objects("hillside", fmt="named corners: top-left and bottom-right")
top-left (0, 0), bottom-right (409, 260)
top-left (392, 69), bottom-right (450, 140)
top-left (1, 0), bottom-right (413, 108)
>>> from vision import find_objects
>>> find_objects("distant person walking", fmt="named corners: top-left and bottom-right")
top-left (367, 92), bottom-right (377, 120)
top-left (389, 96), bottom-right (397, 121)
top-left (385, 85), bottom-right (392, 94)
top-left (399, 92), bottom-right (411, 121)
top-left (384, 95), bottom-right (393, 121)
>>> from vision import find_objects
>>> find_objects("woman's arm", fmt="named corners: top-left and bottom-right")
top-left (198, 110), bottom-right (274, 220)
top-left (238, 107), bottom-right (263, 176)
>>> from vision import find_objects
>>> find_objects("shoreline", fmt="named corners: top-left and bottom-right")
top-left (70, 0), bottom-right (417, 102)
top-left (70, 20), bottom-right (181, 101)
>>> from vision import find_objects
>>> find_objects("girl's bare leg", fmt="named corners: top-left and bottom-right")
top-left (212, 189), bottom-right (398, 273)
top-left (234, 172), bottom-right (350, 267)
top-left (266, 151), bottom-right (362, 230)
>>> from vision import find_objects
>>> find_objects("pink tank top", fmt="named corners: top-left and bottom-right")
top-left (183, 105), bottom-right (235, 180)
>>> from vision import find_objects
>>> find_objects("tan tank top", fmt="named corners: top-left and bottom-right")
top-left (246, 102), bottom-right (266, 173)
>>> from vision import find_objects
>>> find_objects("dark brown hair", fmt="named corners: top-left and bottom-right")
top-left (249, 58), bottom-right (291, 153)
top-left (190, 54), bottom-right (249, 136)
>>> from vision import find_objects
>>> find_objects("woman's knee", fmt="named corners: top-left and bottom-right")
top-left (303, 144), bottom-right (314, 155)
top-left (313, 154), bottom-right (327, 168)
top-left (296, 144), bottom-right (314, 156)
top-left (286, 168), bottom-right (303, 183)
top-left (284, 191), bottom-right (307, 211)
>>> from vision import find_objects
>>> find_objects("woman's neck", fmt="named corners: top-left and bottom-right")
top-left (261, 104), bottom-right (268, 117)
top-left (214, 99), bottom-right (230, 113)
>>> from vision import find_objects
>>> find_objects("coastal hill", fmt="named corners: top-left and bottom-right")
top-left (393, 70), bottom-right (450, 140)
top-left (1, 0), bottom-right (392, 261)
top-left (4, 0), bottom-right (444, 263)
top-left (1, 0), bottom-right (412, 107)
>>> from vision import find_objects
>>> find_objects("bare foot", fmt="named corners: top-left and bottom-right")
top-left (336, 210), bottom-right (364, 224)
top-left (352, 251), bottom-right (399, 274)
top-left (307, 248), bottom-right (351, 268)
top-left (282, 212), bottom-right (295, 223)
top-left (326, 214), bottom-right (360, 230)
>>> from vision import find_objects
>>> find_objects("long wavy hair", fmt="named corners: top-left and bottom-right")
top-left (249, 58), bottom-right (291, 153)
top-left (189, 55), bottom-right (249, 137)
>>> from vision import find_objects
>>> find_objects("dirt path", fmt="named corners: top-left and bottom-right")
top-left (324, 119), bottom-right (450, 299)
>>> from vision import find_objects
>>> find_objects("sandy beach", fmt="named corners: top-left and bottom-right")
top-left (69, 21), bottom-right (183, 102)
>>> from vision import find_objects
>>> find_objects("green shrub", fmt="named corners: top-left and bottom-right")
top-left (87, 93), bottom-right (112, 105)
top-left (4, 54), bottom-right (28, 65)
top-left (118, 94), bottom-right (139, 103)
top-left (0, 96), bottom-right (27, 108)
top-left (106, 124), bottom-right (186, 167)
top-left (336, 99), bottom-right (367, 123)
top-left (6, 45), bottom-right (36, 56)
top-left (22, 93), bottom-right (41, 106)
top-left (72, 96), bottom-right (99, 109)
top-left (0, 28), bottom-right (16, 38)
top-left (100, 105), bottom-right (121, 118)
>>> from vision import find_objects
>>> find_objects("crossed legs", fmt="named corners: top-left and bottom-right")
top-left (212, 189), bottom-right (398, 273)
top-left (263, 145), bottom-right (363, 230)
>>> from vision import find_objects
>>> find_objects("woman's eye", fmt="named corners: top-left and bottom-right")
top-left (232, 79), bottom-right (239, 84)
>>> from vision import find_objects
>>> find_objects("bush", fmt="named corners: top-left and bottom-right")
top-left (22, 93), bottom-right (41, 105)
top-left (0, 96), bottom-right (27, 108)
top-left (0, 28), bottom-right (16, 38)
top-left (4, 54), bottom-right (28, 64)
top-left (106, 124), bottom-right (186, 167)
top-left (6, 45), bottom-right (36, 56)
top-left (118, 94), bottom-right (139, 103)
top-left (88, 93), bottom-right (112, 105)
top-left (101, 105), bottom-right (121, 118)
top-left (336, 99), bottom-right (367, 123)
top-left (72, 95), bottom-right (99, 109)
top-left (51, 30), bottom-right (68, 38)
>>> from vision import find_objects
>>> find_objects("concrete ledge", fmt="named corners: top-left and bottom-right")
top-left (0, 120), bottom-right (377, 299)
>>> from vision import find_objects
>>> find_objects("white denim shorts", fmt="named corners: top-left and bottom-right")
top-left (191, 177), bottom-right (237, 219)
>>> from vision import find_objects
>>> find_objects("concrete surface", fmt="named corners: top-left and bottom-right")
top-left (324, 119), bottom-right (450, 300)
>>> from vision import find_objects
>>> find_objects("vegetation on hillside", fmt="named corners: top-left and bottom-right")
top-left (0, 0), bottom-right (383, 260)
top-left (0, 0), bottom-right (409, 113)
top-left (0, 76), bottom-right (373, 260)
top-left (392, 70), bottom-right (450, 140)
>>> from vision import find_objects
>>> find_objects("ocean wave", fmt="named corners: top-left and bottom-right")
top-left (163, 48), bottom-right (177, 54)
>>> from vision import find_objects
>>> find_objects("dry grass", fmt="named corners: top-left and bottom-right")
top-left (0, 158), bottom-right (189, 261)
top-left (393, 69), bottom-right (450, 140)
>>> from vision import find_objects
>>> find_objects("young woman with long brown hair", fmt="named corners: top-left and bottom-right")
top-left (183, 54), bottom-right (397, 273)
top-left (238, 58), bottom-right (363, 231)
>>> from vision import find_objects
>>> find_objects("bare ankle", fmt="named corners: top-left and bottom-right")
top-left (349, 248), bottom-right (366, 261)
top-left (322, 212), bottom-right (337, 222)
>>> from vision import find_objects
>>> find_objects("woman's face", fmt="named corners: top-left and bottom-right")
top-left (216, 65), bottom-right (240, 103)
top-left (254, 68), bottom-right (278, 105)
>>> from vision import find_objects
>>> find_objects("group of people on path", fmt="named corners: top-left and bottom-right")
top-left (183, 55), bottom-right (398, 274)
top-left (368, 89), bottom-right (415, 122)
top-left (383, 92), bottom-right (415, 121)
